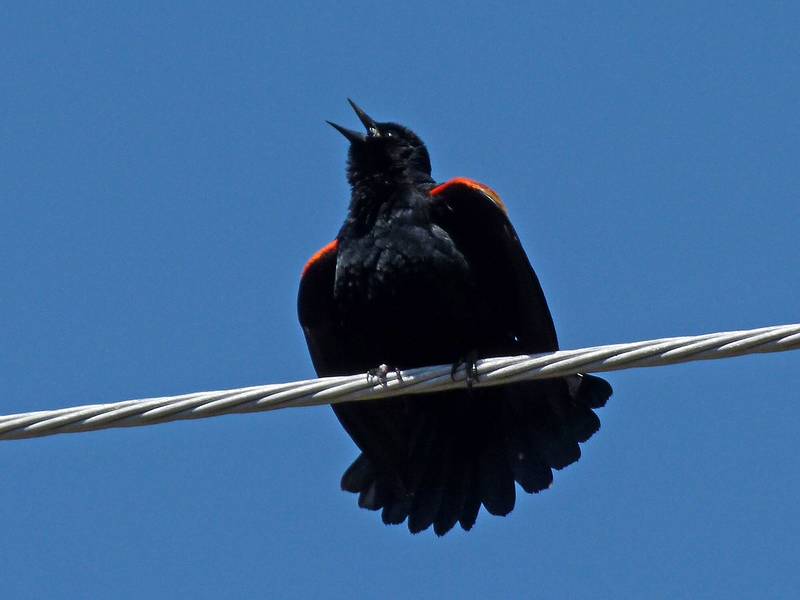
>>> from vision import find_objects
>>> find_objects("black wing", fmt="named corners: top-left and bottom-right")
top-left (298, 240), bottom-right (343, 375)
top-left (429, 177), bottom-right (559, 355)
top-left (298, 238), bottom-right (415, 493)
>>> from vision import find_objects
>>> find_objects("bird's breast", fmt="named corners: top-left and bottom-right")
top-left (333, 222), bottom-right (476, 368)
top-left (336, 223), bottom-right (468, 300)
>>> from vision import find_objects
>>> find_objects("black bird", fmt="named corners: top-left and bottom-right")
top-left (298, 100), bottom-right (612, 535)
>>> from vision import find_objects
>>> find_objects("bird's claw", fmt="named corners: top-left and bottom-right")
top-left (451, 350), bottom-right (480, 389)
top-left (367, 363), bottom-right (403, 387)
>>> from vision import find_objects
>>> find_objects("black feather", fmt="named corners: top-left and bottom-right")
top-left (341, 453), bottom-right (375, 493)
top-left (459, 464), bottom-right (482, 531)
top-left (297, 108), bottom-right (614, 535)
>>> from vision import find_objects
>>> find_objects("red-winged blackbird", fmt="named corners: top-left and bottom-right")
top-left (298, 100), bottom-right (612, 535)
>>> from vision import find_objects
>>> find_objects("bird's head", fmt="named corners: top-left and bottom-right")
top-left (328, 99), bottom-right (433, 188)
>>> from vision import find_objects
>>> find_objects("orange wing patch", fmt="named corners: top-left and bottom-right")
top-left (302, 239), bottom-right (339, 277)
top-left (430, 177), bottom-right (508, 215)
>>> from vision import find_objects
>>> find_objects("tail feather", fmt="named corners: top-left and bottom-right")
top-left (336, 373), bottom-right (613, 534)
top-left (358, 480), bottom-right (384, 510)
top-left (479, 432), bottom-right (516, 516)
top-left (519, 386), bottom-right (582, 471)
top-left (564, 402), bottom-right (601, 443)
top-left (507, 408), bottom-right (554, 493)
top-left (433, 448), bottom-right (467, 535)
top-left (575, 373), bottom-right (612, 408)
top-left (537, 410), bottom-right (583, 470)
top-left (381, 493), bottom-right (411, 525)
top-left (458, 463), bottom-right (482, 531)
top-left (408, 428), bottom-right (447, 533)
top-left (341, 453), bottom-right (375, 493)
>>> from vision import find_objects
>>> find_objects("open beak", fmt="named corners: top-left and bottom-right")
top-left (327, 98), bottom-right (379, 143)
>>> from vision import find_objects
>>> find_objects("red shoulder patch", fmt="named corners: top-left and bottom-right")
top-left (429, 178), bottom-right (507, 215)
top-left (302, 239), bottom-right (339, 277)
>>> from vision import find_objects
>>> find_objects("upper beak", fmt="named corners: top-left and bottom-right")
top-left (347, 98), bottom-right (379, 136)
top-left (327, 98), bottom-right (379, 143)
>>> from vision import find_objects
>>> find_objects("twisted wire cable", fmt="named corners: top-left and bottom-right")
top-left (1, 323), bottom-right (798, 441)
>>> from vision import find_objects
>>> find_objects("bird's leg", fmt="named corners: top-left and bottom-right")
top-left (367, 363), bottom-right (404, 387)
top-left (451, 349), bottom-right (480, 389)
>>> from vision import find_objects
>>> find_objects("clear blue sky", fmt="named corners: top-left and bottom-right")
top-left (1, 3), bottom-right (798, 598)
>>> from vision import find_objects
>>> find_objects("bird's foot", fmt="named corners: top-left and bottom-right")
top-left (451, 350), bottom-right (480, 389)
top-left (367, 363), bottom-right (404, 387)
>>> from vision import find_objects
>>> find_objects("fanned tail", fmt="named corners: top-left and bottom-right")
top-left (337, 373), bottom-right (612, 535)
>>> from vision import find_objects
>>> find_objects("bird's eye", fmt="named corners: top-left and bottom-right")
top-left (384, 130), bottom-right (394, 137)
